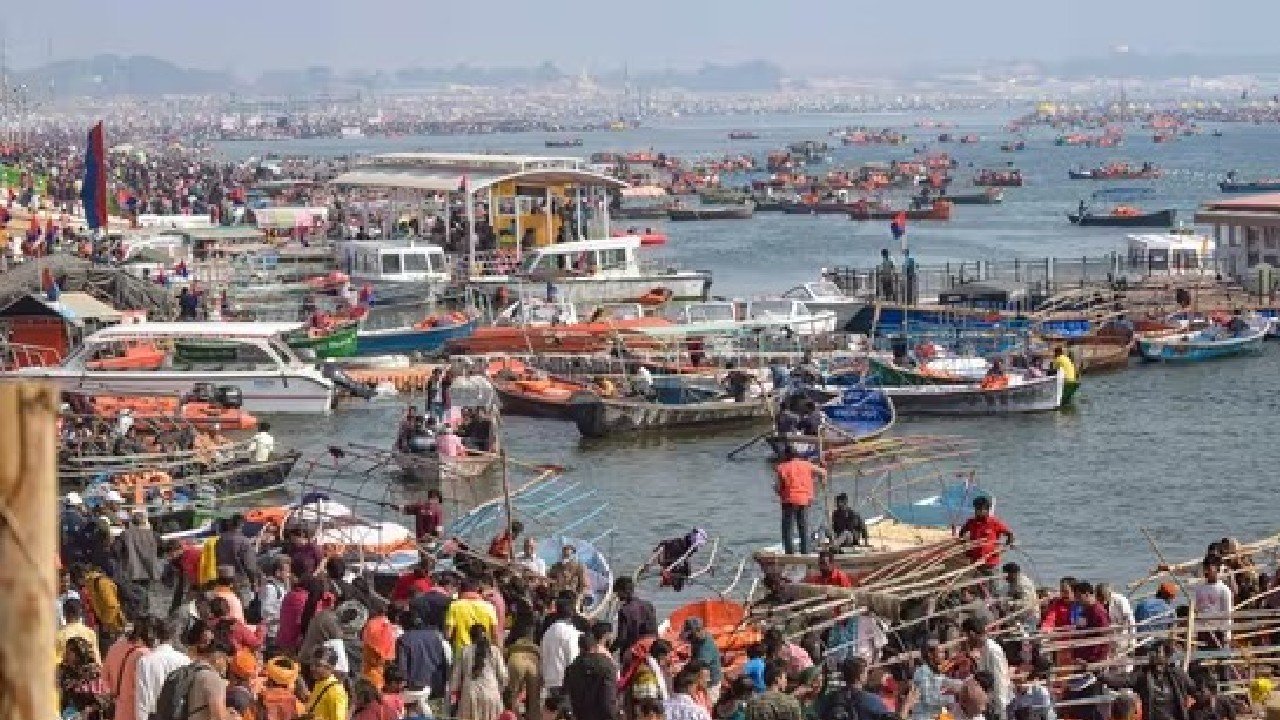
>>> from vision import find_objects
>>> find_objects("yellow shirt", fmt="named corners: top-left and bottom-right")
top-left (1051, 353), bottom-right (1077, 382)
top-left (306, 675), bottom-right (348, 720)
top-left (444, 595), bottom-right (497, 650)
top-left (56, 621), bottom-right (101, 664)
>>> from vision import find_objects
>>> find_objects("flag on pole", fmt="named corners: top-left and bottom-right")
top-left (81, 122), bottom-right (108, 230)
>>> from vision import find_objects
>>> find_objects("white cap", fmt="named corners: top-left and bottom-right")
top-left (65, 491), bottom-right (83, 506)
top-left (104, 489), bottom-right (125, 504)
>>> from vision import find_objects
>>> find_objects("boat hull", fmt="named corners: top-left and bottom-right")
top-left (285, 323), bottom-right (359, 359)
top-left (356, 320), bottom-right (477, 356)
top-left (849, 203), bottom-right (951, 221)
top-left (667, 206), bottom-right (754, 221)
top-left (944, 190), bottom-right (1004, 205)
top-left (467, 274), bottom-right (711, 304)
top-left (1218, 181), bottom-right (1280, 193)
top-left (1137, 329), bottom-right (1265, 361)
top-left (492, 378), bottom-right (585, 419)
top-left (1068, 209), bottom-right (1175, 227)
top-left (565, 391), bottom-right (772, 438)
top-left (879, 373), bottom-right (1064, 415)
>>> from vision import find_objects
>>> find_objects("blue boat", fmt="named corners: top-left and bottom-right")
top-left (355, 318), bottom-right (477, 356)
top-left (1137, 324), bottom-right (1267, 362)
top-left (820, 385), bottom-right (896, 439)
top-left (849, 305), bottom-right (1032, 334)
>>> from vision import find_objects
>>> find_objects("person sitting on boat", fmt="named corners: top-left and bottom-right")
top-left (1228, 311), bottom-right (1249, 335)
top-left (723, 361), bottom-right (754, 402)
top-left (1050, 347), bottom-right (1077, 383)
top-left (436, 425), bottom-right (465, 459)
top-left (488, 520), bottom-right (523, 560)
top-left (249, 421), bottom-right (275, 463)
top-left (803, 550), bottom-right (853, 588)
top-left (797, 400), bottom-right (824, 437)
top-left (980, 360), bottom-right (1010, 390)
top-left (830, 493), bottom-right (870, 550)
top-left (396, 406), bottom-right (422, 453)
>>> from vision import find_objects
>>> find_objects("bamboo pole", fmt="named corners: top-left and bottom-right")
top-left (0, 381), bottom-right (57, 720)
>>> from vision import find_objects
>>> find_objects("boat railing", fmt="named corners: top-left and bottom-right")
top-left (0, 341), bottom-right (64, 370)
top-left (826, 251), bottom-right (1239, 305)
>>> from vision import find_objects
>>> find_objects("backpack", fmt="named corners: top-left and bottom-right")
top-left (257, 686), bottom-right (303, 720)
top-left (152, 663), bottom-right (210, 720)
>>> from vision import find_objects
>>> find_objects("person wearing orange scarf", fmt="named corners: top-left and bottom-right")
top-left (361, 602), bottom-right (398, 691)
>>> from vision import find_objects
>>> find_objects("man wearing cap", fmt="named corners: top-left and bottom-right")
top-left (1134, 583), bottom-right (1178, 636)
top-left (683, 617), bottom-right (724, 705)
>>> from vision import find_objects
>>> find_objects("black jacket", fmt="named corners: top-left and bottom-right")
top-left (563, 652), bottom-right (619, 720)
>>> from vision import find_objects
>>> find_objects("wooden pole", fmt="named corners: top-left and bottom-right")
top-left (0, 381), bottom-right (57, 720)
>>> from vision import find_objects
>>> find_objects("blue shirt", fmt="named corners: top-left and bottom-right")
top-left (692, 636), bottom-right (723, 684)
top-left (743, 657), bottom-right (766, 692)
top-left (1133, 597), bottom-right (1174, 632)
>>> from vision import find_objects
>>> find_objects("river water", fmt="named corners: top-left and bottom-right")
top-left (215, 110), bottom-right (1280, 596)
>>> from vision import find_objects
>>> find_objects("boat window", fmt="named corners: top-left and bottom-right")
top-left (403, 252), bottom-right (430, 273)
top-left (428, 252), bottom-right (443, 273)
top-left (599, 248), bottom-right (628, 270)
top-left (382, 253), bottom-right (403, 275)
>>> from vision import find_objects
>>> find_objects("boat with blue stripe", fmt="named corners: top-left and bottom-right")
top-left (355, 318), bottom-right (477, 356)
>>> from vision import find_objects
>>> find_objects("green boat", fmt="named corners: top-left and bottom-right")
top-left (283, 322), bottom-right (358, 359)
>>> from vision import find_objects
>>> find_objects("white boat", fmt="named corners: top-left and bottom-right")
top-left (654, 299), bottom-right (836, 336)
top-left (878, 372), bottom-right (1065, 415)
top-left (8, 322), bottom-right (335, 414)
top-left (336, 240), bottom-right (453, 289)
top-left (780, 280), bottom-right (865, 330)
top-left (743, 299), bottom-right (838, 336)
top-left (467, 236), bottom-right (711, 304)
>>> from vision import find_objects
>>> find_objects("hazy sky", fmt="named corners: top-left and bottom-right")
top-left (3, 0), bottom-right (1277, 76)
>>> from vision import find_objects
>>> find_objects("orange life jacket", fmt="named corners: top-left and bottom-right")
top-left (776, 459), bottom-right (816, 506)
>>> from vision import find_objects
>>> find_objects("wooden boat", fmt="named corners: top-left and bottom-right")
top-left (1137, 324), bottom-right (1266, 362)
top-left (565, 383), bottom-right (773, 438)
top-left (283, 321), bottom-right (358, 359)
top-left (1068, 208), bottom-right (1175, 228)
top-left (753, 517), bottom-right (961, 576)
top-left (819, 386), bottom-right (896, 438)
top-left (849, 200), bottom-right (951, 221)
top-left (486, 359), bottom-right (591, 419)
top-left (1219, 179), bottom-right (1280, 193)
top-left (878, 373), bottom-right (1065, 415)
top-left (394, 449), bottom-right (500, 485)
top-left (696, 188), bottom-right (752, 205)
top-left (942, 188), bottom-right (1003, 205)
top-left (356, 317), bottom-right (477, 356)
top-left (448, 301), bottom-right (670, 355)
top-left (666, 203), bottom-right (755, 221)
top-left (1068, 165), bottom-right (1161, 180)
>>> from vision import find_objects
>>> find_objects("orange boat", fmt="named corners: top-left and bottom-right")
top-left (486, 359), bottom-right (593, 419)
top-left (89, 395), bottom-right (259, 430)
top-left (86, 343), bottom-right (166, 371)
top-left (662, 599), bottom-right (761, 674)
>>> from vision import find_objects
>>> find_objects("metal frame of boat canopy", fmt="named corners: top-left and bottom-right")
top-left (331, 152), bottom-right (628, 277)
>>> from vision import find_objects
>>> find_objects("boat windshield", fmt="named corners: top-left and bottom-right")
top-left (674, 303), bottom-right (735, 323)
top-left (749, 300), bottom-right (798, 319)
top-left (808, 281), bottom-right (843, 299)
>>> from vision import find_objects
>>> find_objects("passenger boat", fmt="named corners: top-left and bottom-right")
top-left (942, 188), bottom-right (1004, 205)
top-left (973, 169), bottom-right (1023, 187)
top-left (545, 138), bottom-right (584, 148)
top-left (8, 323), bottom-right (335, 414)
top-left (728, 130), bottom-right (760, 140)
top-left (1068, 163), bottom-right (1161, 180)
top-left (336, 241), bottom-right (453, 294)
top-left (651, 299), bottom-right (838, 337)
top-left (877, 372), bottom-right (1065, 415)
top-left (1218, 179), bottom-right (1280, 193)
top-left (1136, 323), bottom-right (1267, 362)
top-left (355, 314), bottom-right (477, 356)
top-left (446, 300), bottom-right (669, 355)
top-left (667, 203), bottom-right (755, 221)
top-left (466, 237), bottom-right (711, 305)
top-left (779, 281), bottom-right (866, 330)
top-left (394, 449), bottom-right (500, 485)
top-left (282, 321), bottom-right (359, 359)
top-left (1068, 207), bottom-right (1175, 228)
top-left (849, 200), bottom-right (951, 221)
top-left (564, 378), bottom-right (772, 438)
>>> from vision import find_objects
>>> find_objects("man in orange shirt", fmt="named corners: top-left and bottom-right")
top-left (803, 550), bottom-right (853, 587)
top-left (774, 446), bottom-right (827, 554)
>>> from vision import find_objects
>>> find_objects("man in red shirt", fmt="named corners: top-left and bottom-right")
top-left (390, 556), bottom-right (435, 605)
top-left (487, 520), bottom-right (523, 560)
top-left (402, 489), bottom-right (445, 542)
top-left (774, 446), bottom-right (828, 554)
top-left (803, 551), bottom-right (853, 587)
top-left (957, 496), bottom-right (1014, 572)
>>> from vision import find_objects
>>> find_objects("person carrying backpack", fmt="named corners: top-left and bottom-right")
top-left (153, 620), bottom-right (231, 720)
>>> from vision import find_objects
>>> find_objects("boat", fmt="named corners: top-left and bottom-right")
top-left (355, 314), bottom-right (477, 356)
top-left (564, 377), bottom-right (773, 438)
top-left (1068, 164), bottom-right (1161, 180)
top-left (849, 201), bottom-right (951, 221)
top-left (1000, 141), bottom-right (1025, 152)
top-left (876, 372), bottom-right (1065, 415)
top-left (446, 300), bottom-right (669, 355)
top-left (282, 321), bottom-right (359, 359)
top-left (696, 188), bottom-right (752, 205)
top-left (819, 385), bottom-right (896, 439)
top-left (545, 138), bottom-right (584, 148)
top-left (783, 201), bottom-right (887, 215)
top-left (728, 131), bottom-right (760, 140)
top-left (394, 449), bottom-right (499, 485)
top-left (8, 323), bottom-right (335, 414)
top-left (942, 188), bottom-right (1004, 205)
top-left (1137, 323), bottom-right (1267, 362)
top-left (753, 516), bottom-right (963, 577)
top-left (486, 359), bottom-right (592, 419)
top-left (1219, 179), bottom-right (1280, 193)
top-left (652, 299), bottom-right (837, 337)
top-left (466, 236), bottom-right (711, 305)
top-left (779, 281), bottom-right (867, 330)
top-left (973, 169), bottom-right (1023, 187)
top-left (1068, 207), bottom-right (1175, 228)
top-left (666, 203), bottom-right (755, 221)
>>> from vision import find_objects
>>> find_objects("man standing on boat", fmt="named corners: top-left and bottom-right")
top-left (902, 249), bottom-right (918, 305)
top-left (878, 249), bottom-right (897, 301)
top-left (958, 496), bottom-right (1014, 577)
top-left (774, 447), bottom-right (827, 554)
